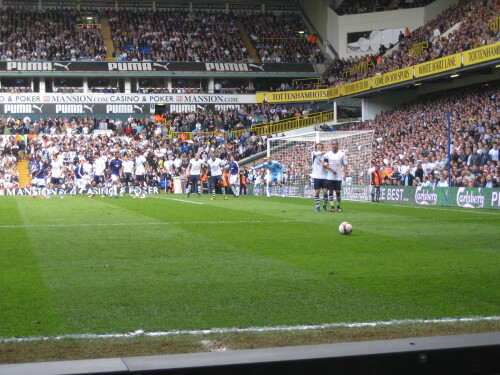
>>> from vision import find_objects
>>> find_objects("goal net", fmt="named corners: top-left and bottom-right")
top-left (254, 130), bottom-right (374, 199)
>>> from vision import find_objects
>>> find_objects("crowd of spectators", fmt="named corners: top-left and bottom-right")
top-left (108, 10), bottom-right (251, 63)
top-left (0, 127), bottom-right (273, 191)
top-left (246, 84), bottom-right (499, 189)
top-left (241, 12), bottom-right (326, 63)
top-left (0, 86), bottom-right (33, 93)
top-left (0, 8), bottom-right (107, 61)
top-left (344, 84), bottom-right (500, 188)
top-left (1, 84), bottom-right (498, 191)
top-left (0, 103), bottom-right (318, 137)
top-left (167, 104), bottom-right (318, 134)
top-left (0, 7), bottom-right (328, 65)
top-left (0, 137), bottom-right (20, 188)
top-left (327, 0), bottom-right (499, 87)
top-left (0, 101), bottom-right (320, 190)
top-left (335, 0), bottom-right (435, 16)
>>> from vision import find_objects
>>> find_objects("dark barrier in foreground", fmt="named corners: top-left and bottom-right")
top-left (0, 332), bottom-right (499, 375)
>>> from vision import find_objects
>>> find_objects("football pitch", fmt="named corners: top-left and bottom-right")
top-left (1, 194), bottom-right (499, 344)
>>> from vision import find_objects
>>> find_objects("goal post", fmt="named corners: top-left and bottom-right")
top-left (252, 130), bottom-right (374, 199)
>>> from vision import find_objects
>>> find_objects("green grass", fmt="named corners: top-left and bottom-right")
top-left (0, 195), bottom-right (499, 338)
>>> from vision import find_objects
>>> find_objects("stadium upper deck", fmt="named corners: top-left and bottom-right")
top-left (327, 0), bottom-right (499, 87)
top-left (0, 5), bottom-right (324, 64)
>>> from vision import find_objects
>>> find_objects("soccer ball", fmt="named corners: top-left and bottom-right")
top-left (339, 222), bottom-right (353, 235)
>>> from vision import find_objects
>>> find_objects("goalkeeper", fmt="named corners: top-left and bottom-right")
top-left (252, 157), bottom-right (287, 197)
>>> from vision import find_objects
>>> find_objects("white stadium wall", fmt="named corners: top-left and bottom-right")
top-left (360, 67), bottom-right (500, 121)
top-left (326, 0), bottom-right (461, 60)
top-left (327, 8), bottom-right (340, 59)
top-left (361, 92), bottom-right (418, 121)
top-left (423, 0), bottom-right (460, 24)
top-left (298, 0), bottom-right (329, 43)
top-left (328, 7), bottom-right (425, 59)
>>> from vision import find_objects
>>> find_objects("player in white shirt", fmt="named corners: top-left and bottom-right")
top-left (323, 140), bottom-right (348, 212)
top-left (134, 151), bottom-right (148, 186)
top-left (204, 154), bottom-right (227, 200)
top-left (93, 152), bottom-right (107, 186)
top-left (122, 154), bottom-right (135, 186)
top-left (186, 153), bottom-right (204, 197)
top-left (173, 156), bottom-right (183, 175)
top-left (83, 159), bottom-right (93, 180)
top-left (50, 153), bottom-right (65, 187)
top-left (164, 156), bottom-right (174, 176)
top-left (311, 143), bottom-right (328, 212)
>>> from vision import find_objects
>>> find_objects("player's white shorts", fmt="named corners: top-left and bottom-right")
top-left (76, 178), bottom-right (86, 190)
top-left (33, 177), bottom-right (46, 186)
top-left (111, 174), bottom-right (120, 182)
top-left (229, 174), bottom-right (240, 185)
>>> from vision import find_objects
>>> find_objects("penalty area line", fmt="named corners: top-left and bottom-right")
top-left (1, 316), bottom-right (499, 343)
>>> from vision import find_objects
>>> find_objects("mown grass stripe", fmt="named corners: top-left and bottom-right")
top-left (0, 200), bottom-right (61, 337)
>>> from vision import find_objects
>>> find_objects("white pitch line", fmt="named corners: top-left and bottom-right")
top-left (0, 220), bottom-right (310, 229)
top-left (1, 316), bottom-right (498, 343)
top-left (149, 196), bottom-right (204, 205)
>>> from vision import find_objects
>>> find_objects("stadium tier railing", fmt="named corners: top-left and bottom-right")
top-left (409, 42), bottom-right (428, 58)
top-left (491, 17), bottom-right (500, 31)
top-left (77, 23), bottom-right (101, 29)
top-left (169, 109), bottom-right (335, 141)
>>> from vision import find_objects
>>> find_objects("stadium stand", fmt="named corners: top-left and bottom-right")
top-left (0, 140), bottom-right (19, 188)
top-left (108, 10), bottom-right (251, 62)
top-left (1, 82), bottom-right (498, 191)
top-left (327, 0), bottom-right (499, 87)
top-left (345, 84), bottom-right (499, 188)
top-left (0, 102), bottom-right (315, 135)
top-left (0, 1), bottom-right (497, 191)
top-left (0, 8), bottom-right (107, 61)
top-left (0, 98), bottom-right (325, 190)
top-left (240, 11), bottom-right (326, 63)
